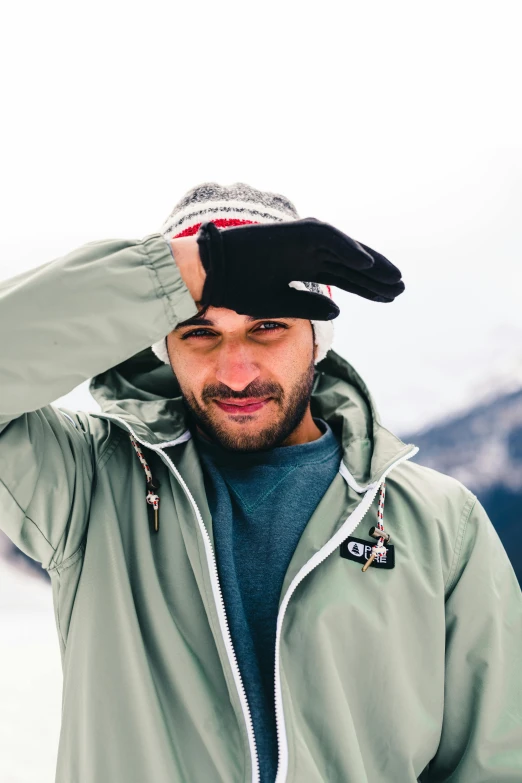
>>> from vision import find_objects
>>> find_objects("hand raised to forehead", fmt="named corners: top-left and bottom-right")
top-left (196, 218), bottom-right (405, 320)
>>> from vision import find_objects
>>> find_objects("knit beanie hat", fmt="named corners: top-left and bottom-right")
top-left (151, 182), bottom-right (335, 365)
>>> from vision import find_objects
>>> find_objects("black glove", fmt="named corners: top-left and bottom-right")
top-left (196, 217), bottom-right (405, 320)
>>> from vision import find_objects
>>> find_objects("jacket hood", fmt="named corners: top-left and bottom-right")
top-left (89, 348), bottom-right (415, 487)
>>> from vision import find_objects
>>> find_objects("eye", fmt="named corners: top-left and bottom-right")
top-left (180, 328), bottom-right (217, 340)
top-left (254, 321), bottom-right (287, 332)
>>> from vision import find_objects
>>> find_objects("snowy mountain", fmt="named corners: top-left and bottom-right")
top-left (402, 386), bottom-right (522, 583)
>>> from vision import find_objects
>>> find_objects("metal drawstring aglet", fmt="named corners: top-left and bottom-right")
top-left (362, 542), bottom-right (388, 572)
top-left (146, 478), bottom-right (160, 534)
top-left (369, 526), bottom-right (391, 543)
top-left (146, 492), bottom-right (160, 533)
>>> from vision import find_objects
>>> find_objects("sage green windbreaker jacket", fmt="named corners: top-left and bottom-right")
top-left (1, 234), bottom-right (521, 783)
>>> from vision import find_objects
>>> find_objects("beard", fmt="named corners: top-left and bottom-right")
top-left (179, 360), bottom-right (316, 452)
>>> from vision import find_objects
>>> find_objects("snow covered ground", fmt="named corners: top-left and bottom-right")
top-left (0, 560), bottom-right (62, 783)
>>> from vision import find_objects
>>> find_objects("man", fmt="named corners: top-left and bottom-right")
top-left (0, 182), bottom-right (520, 783)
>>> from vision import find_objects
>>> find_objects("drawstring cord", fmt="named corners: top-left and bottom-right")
top-left (129, 435), bottom-right (161, 533)
top-left (362, 480), bottom-right (390, 572)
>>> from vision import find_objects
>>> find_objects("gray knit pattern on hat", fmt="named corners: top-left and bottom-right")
top-left (171, 182), bottom-right (299, 214)
top-left (160, 181), bottom-right (300, 240)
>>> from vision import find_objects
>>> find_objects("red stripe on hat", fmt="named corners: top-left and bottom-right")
top-left (174, 218), bottom-right (259, 238)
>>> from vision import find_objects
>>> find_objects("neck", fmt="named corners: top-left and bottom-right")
top-left (280, 407), bottom-right (322, 446)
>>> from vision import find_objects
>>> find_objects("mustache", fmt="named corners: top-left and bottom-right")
top-left (202, 379), bottom-right (284, 403)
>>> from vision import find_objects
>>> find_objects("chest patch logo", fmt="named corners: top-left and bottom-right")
top-left (340, 536), bottom-right (395, 569)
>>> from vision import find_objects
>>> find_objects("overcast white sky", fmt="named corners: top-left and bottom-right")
top-left (1, 0), bottom-right (521, 433)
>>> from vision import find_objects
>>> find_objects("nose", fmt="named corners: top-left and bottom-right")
top-left (214, 342), bottom-right (260, 391)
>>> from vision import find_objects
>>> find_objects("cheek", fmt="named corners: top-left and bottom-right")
top-left (167, 340), bottom-right (206, 398)
top-left (262, 329), bottom-right (315, 379)
top-left (280, 325), bottom-right (315, 363)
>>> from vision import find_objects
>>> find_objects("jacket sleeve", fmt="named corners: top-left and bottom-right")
top-left (423, 495), bottom-right (522, 782)
top-left (0, 233), bottom-right (197, 570)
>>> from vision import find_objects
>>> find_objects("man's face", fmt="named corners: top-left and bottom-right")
top-left (167, 308), bottom-right (316, 452)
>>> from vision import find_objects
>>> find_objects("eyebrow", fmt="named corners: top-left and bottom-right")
top-left (175, 315), bottom-right (296, 330)
top-left (175, 316), bottom-right (215, 330)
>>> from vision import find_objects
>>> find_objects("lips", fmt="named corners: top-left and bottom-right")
top-left (214, 398), bottom-right (271, 415)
